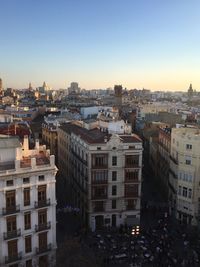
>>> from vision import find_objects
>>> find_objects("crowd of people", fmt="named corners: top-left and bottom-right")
top-left (85, 216), bottom-right (200, 267)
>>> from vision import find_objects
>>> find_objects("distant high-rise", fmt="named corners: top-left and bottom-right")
top-left (28, 82), bottom-right (32, 90)
top-left (68, 82), bottom-right (80, 95)
top-left (114, 85), bottom-right (122, 107)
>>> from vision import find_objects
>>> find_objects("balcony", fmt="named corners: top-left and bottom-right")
top-left (92, 194), bottom-right (107, 200)
top-left (35, 222), bottom-right (51, 232)
top-left (125, 192), bottom-right (139, 198)
top-left (36, 243), bottom-right (52, 255)
top-left (3, 229), bottom-right (21, 240)
top-left (91, 165), bottom-right (108, 169)
top-left (125, 164), bottom-right (140, 168)
top-left (34, 199), bottom-right (51, 209)
top-left (92, 179), bottom-right (108, 185)
top-left (125, 178), bottom-right (139, 183)
top-left (2, 205), bottom-right (20, 216)
top-left (5, 252), bottom-right (22, 264)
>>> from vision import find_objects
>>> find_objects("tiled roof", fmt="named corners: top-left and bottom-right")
top-left (59, 123), bottom-right (142, 144)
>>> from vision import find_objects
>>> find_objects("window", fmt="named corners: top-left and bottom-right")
top-left (24, 188), bottom-right (30, 206)
top-left (8, 240), bottom-right (18, 258)
top-left (92, 170), bottom-right (108, 183)
top-left (26, 259), bottom-right (32, 267)
top-left (112, 171), bottom-right (117, 181)
top-left (188, 189), bottom-right (192, 199)
top-left (186, 160), bottom-right (191, 165)
top-left (92, 186), bottom-right (107, 198)
top-left (97, 147), bottom-right (101, 150)
top-left (183, 187), bottom-right (187, 198)
top-left (23, 178), bottom-right (30, 184)
top-left (7, 216), bottom-right (17, 232)
top-left (6, 180), bottom-right (13, 186)
top-left (6, 190), bottom-right (16, 209)
top-left (125, 184), bottom-right (138, 197)
top-left (186, 144), bottom-right (192, 150)
top-left (39, 175), bottom-right (45, 181)
top-left (112, 199), bottom-right (116, 209)
top-left (92, 154), bottom-right (108, 168)
top-left (188, 174), bottom-right (193, 182)
top-left (25, 235), bottom-right (32, 253)
top-left (125, 170), bottom-right (138, 181)
top-left (112, 156), bottom-right (117, 166)
top-left (24, 212), bottom-right (31, 230)
top-left (125, 155), bottom-right (139, 167)
top-left (112, 185), bottom-right (117, 196)
top-left (126, 199), bottom-right (137, 210)
top-left (39, 232), bottom-right (47, 249)
top-left (38, 209), bottom-right (47, 225)
top-left (38, 185), bottom-right (46, 202)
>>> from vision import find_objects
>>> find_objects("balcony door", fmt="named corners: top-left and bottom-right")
top-left (39, 232), bottom-right (47, 249)
top-left (38, 209), bottom-right (47, 225)
top-left (6, 190), bottom-right (16, 210)
top-left (38, 185), bottom-right (46, 202)
top-left (8, 240), bottom-right (18, 257)
top-left (7, 216), bottom-right (17, 233)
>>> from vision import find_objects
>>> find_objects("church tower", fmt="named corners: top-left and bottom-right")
top-left (188, 83), bottom-right (193, 98)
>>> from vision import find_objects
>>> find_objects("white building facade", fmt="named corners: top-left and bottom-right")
top-left (58, 123), bottom-right (142, 231)
top-left (169, 127), bottom-right (200, 225)
top-left (0, 136), bottom-right (57, 267)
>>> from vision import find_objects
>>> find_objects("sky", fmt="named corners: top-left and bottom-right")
top-left (0, 0), bottom-right (200, 91)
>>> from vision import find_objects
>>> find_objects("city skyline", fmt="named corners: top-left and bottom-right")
top-left (1, 0), bottom-right (200, 91)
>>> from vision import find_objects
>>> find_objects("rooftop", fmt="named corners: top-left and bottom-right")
top-left (59, 123), bottom-right (141, 144)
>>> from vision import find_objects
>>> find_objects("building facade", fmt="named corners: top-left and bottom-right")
top-left (169, 127), bottom-right (200, 225)
top-left (42, 122), bottom-right (58, 162)
top-left (58, 123), bottom-right (142, 231)
top-left (0, 136), bottom-right (57, 267)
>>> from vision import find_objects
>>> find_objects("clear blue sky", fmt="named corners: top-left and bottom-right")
top-left (0, 0), bottom-right (200, 90)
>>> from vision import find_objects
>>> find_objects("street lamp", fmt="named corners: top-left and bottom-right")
top-left (132, 225), bottom-right (140, 235)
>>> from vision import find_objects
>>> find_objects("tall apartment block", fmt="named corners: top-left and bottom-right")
top-left (169, 127), bottom-right (200, 225)
top-left (58, 123), bottom-right (142, 231)
top-left (0, 135), bottom-right (57, 267)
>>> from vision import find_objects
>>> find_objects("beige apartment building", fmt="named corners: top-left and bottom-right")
top-left (58, 123), bottom-right (142, 231)
top-left (169, 127), bottom-right (200, 225)
top-left (0, 135), bottom-right (57, 267)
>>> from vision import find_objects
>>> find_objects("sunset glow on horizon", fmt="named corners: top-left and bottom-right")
top-left (1, 0), bottom-right (200, 91)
